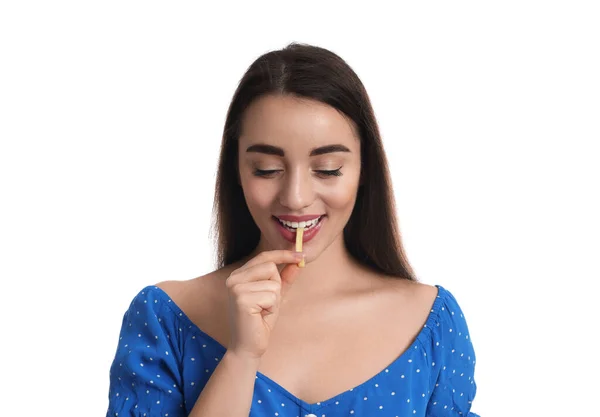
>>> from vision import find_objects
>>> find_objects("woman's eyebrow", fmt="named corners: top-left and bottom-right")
top-left (245, 143), bottom-right (351, 156)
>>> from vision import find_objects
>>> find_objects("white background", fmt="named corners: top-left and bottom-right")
top-left (1, 1), bottom-right (599, 415)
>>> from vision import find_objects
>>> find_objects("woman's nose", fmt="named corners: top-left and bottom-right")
top-left (278, 168), bottom-right (314, 210)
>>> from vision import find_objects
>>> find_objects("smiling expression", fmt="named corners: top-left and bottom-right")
top-left (238, 94), bottom-right (362, 262)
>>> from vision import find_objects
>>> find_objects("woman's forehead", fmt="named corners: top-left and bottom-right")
top-left (239, 95), bottom-right (359, 152)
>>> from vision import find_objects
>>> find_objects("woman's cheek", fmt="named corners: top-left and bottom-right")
top-left (323, 173), bottom-right (358, 209)
top-left (323, 181), bottom-right (358, 209)
top-left (245, 179), bottom-right (275, 208)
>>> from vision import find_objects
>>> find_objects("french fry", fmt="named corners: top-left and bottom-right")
top-left (296, 227), bottom-right (305, 267)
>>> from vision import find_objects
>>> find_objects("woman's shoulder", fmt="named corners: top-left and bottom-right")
top-left (373, 275), bottom-right (475, 336)
top-left (151, 264), bottom-right (237, 346)
top-left (404, 279), bottom-right (440, 307)
top-left (154, 263), bottom-right (236, 309)
top-left (377, 274), bottom-right (440, 312)
top-left (381, 276), bottom-right (465, 314)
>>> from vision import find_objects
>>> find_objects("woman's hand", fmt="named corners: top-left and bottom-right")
top-left (225, 250), bottom-right (304, 360)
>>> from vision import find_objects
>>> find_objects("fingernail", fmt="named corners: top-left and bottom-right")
top-left (298, 257), bottom-right (305, 268)
top-left (294, 252), bottom-right (304, 261)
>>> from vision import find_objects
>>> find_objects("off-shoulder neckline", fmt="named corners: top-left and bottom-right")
top-left (146, 283), bottom-right (449, 412)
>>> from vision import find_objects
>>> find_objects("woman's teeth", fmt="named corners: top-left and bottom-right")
top-left (277, 216), bottom-right (322, 231)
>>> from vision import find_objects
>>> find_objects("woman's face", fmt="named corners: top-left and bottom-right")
top-left (238, 94), bottom-right (362, 263)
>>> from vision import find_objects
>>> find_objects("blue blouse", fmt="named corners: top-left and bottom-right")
top-left (106, 284), bottom-right (480, 417)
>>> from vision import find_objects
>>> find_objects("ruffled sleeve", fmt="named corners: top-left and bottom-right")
top-left (106, 286), bottom-right (186, 417)
top-left (426, 286), bottom-right (480, 416)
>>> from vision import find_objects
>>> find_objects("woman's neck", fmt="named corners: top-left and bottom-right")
top-left (249, 235), bottom-right (371, 300)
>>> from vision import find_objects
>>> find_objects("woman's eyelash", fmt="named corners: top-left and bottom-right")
top-left (252, 168), bottom-right (343, 177)
top-left (252, 169), bottom-right (279, 177)
top-left (318, 168), bottom-right (343, 177)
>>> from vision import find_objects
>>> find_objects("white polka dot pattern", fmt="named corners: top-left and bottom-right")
top-left (106, 285), bottom-right (480, 416)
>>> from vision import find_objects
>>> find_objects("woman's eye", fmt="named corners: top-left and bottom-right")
top-left (254, 168), bottom-right (281, 177)
top-left (253, 169), bottom-right (281, 177)
top-left (315, 168), bottom-right (343, 177)
top-left (252, 168), bottom-right (343, 178)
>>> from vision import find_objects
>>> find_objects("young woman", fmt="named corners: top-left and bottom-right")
top-left (106, 43), bottom-right (480, 417)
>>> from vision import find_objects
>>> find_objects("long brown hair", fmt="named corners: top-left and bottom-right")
top-left (210, 42), bottom-right (416, 281)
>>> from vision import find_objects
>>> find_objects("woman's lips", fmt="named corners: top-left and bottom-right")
top-left (272, 215), bottom-right (325, 244)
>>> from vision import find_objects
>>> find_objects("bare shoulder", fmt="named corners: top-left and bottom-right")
top-left (155, 279), bottom-right (195, 304)
top-left (406, 280), bottom-right (439, 307)
top-left (361, 274), bottom-right (441, 347)
top-left (155, 266), bottom-right (231, 311)
top-left (379, 276), bottom-right (439, 315)
top-left (153, 264), bottom-right (239, 342)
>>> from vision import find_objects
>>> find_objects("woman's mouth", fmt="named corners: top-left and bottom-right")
top-left (274, 215), bottom-right (323, 231)
top-left (272, 215), bottom-right (326, 244)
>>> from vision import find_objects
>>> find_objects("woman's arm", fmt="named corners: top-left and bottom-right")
top-left (105, 287), bottom-right (186, 417)
top-left (189, 250), bottom-right (303, 416)
top-left (188, 351), bottom-right (260, 417)
top-left (426, 287), bottom-right (480, 416)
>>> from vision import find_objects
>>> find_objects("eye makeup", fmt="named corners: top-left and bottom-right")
top-left (252, 167), bottom-right (343, 177)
